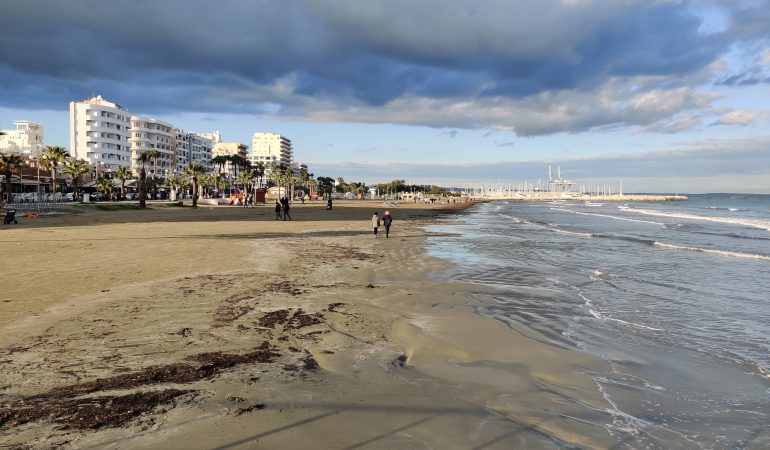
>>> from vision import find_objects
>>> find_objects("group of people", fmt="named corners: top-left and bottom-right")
top-left (370, 210), bottom-right (394, 238)
top-left (274, 197), bottom-right (292, 220)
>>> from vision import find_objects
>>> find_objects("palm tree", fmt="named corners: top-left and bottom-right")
top-left (184, 161), bottom-right (204, 208)
top-left (211, 155), bottom-right (228, 176)
top-left (215, 175), bottom-right (228, 198)
top-left (61, 158), bottom-right (90, 196)
top-left (236, 169), bottom-right (255, 205)
top-left (136, 151), bottom-right (153, 208)
top-left (199, 174), bottom-right (213, 198)
top-left (1, 153), bottom-right (25, 202)
top-left (253, 162), bottom-right (265, 188)
top-left (299, 169), bottom-right (310, 195)
top-left (97, 178), bottom-right (113, 200)
top-left (165, 172), bottom-right (183, 201)
top-left (283, 167), bottom-right (295, 200)
top-left (307, 179), bottom-right (318, 199)
top-left (113, 166), bottom-right (133, 200)
top-left (146, 150), bottom-right (161, 199)
top-left (41, 145), bottom-right (69, 194)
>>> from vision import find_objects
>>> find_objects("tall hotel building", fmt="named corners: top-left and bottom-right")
top-left (128, 116), bottom-right (174, 177)
top-left (69, 96), bottom-right (132, 170)
top-left (251, 132), bottom-right (293, 167)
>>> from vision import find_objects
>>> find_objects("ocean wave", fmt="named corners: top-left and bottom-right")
top-left (653, 242), bottom-right (770, 261)
top-left (707, 206), bottom-right (749, 212)
top-left (551, 227), bottom-right (593, 237)
top-left (577, 291), bottom-right (663, 331)
top-left (619, 206), bottom-right (770, 231)
top-left (553, 207), bottom-right (665, 226)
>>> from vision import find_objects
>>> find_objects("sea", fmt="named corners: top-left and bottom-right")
top-left (425, 193), bottom-right (770, 449)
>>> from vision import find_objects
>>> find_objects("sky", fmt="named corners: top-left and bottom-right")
top-left (1, 0), bottom-right (769, 193)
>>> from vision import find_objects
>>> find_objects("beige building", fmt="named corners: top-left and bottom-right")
top-left (213, 142), bottom-right (248, 176)
top-left (0, 121), bottom-right (45, 156)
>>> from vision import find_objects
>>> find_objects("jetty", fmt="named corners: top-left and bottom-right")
top-left (471, 192), bottom-right (688, 202)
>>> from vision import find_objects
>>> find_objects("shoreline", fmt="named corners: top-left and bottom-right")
top-left (2, 199), bottom-right (620, 448)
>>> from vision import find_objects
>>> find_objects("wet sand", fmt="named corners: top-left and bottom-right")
top-left (1, 199), bottom-right (619, 449)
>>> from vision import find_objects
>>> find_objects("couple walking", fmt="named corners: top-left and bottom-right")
top-left (275, 197), bottom-right (292, 220)
top-left (371, 210), bottom-right (393, 238)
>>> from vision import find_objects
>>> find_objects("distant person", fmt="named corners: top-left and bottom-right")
top-left (282, 197), bottom-right (292, 221)
top-left (371, 211), bottom-right (380, 238)
top-left (274, 199), bottom-right (282, 220)
top-left (247, 195), bottom-right (254, 208)
top-left (327, 197), bottom-right (333, 210)
top-left (382, 210), bottom-right (393, 238)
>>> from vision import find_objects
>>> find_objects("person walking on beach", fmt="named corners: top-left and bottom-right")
top-left (382, 210), bottom-right (393, 238)
top-left (371, 211), bottom-right (380, 238)
top-left (282, 197), bottom-right (292, 221)
top-left (274, 199), bottom-right (282, 220)
top-left (327, 197), bottom-right (333, 210)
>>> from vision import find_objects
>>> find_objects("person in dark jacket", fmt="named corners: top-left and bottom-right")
top-left (382, 210), bottom-right (393, 238)
top-left (282, 197), bottom-right (292, 221)
top-left (274, 199), bottom-right (282, 220)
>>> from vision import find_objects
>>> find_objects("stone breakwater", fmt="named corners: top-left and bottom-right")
top-left (473, 193), bottom-right (688, 201)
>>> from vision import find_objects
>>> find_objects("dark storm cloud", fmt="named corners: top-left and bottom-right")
top-left (0, 0), bottom-right (764, 132)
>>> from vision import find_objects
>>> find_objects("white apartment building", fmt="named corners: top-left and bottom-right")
top-left (173, 129), bottom-right (214, 173)
top-left (251, 132), bottom-right (293, 167)
top-left (0, 121), bottom-right (45, 156)
top-left (129, 116), bottom-right (174, 178)
top-left (69, 96), bottom-right (132, 169)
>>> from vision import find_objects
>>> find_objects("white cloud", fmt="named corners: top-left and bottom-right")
top-left (715, 109), bottom-right (769, 125)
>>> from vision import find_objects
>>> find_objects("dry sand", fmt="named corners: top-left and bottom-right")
top-left (1, 199), bottom-right (619, 449)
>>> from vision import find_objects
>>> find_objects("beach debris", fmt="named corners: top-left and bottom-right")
top-left (366, 284), bottom-right (376, 288)
top-left (258, 309), bottom-right (291, 328)
top-left (301, 353), bottom-right (319, 371)
top-left (0, 389), bottom-right (191, 430)
top-left (391, 354), bottom-right (408, 367)
top-left (257, 308), bottom-right (324, 330)
top-left (227, 396), bottom-right (246, 403)
top-left (327, 302), bottom-right (347, 312)
top-left (234, 403), bottom-right (266, 416)
top-left (0, 343), bottom-right (281, 431)
top-left (264, 281), bottom-right (303, 296)
top-left (177, 327), bottom-right (192, 337)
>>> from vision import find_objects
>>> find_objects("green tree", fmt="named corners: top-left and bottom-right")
top-left (113, 166), bottom-right (133, 200)
top-left (61, 158), bottom-right (90, 196)
top-left (0, 153), bottom-right (25, 201)
top-left (41, 146), bottom-right (69, 194)
top-left (97, 178), bottom-right (113, 199)
top-left (185, 161), bottom-right (205, 208)
top-left (316, 176), bottom-right (335, 195)
top-left (136, 151), bottom-right (153, 208)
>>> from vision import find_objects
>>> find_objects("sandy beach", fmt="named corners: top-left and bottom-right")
top-left (1, 199), bottom-right (618, 449)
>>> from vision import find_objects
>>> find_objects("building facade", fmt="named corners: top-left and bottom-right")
top-left (212, 142), bottom-right (248, 177)
top-left (69, 96), bottom-right (132, 170)
top-left (251, 132), bottom-right (293, 167)
top-left (129, 116), bottom-right (174, 178)
top-left (173, 129), bottom-right (214, 173)
top-left (0, 121), bottom-right (45, 156)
